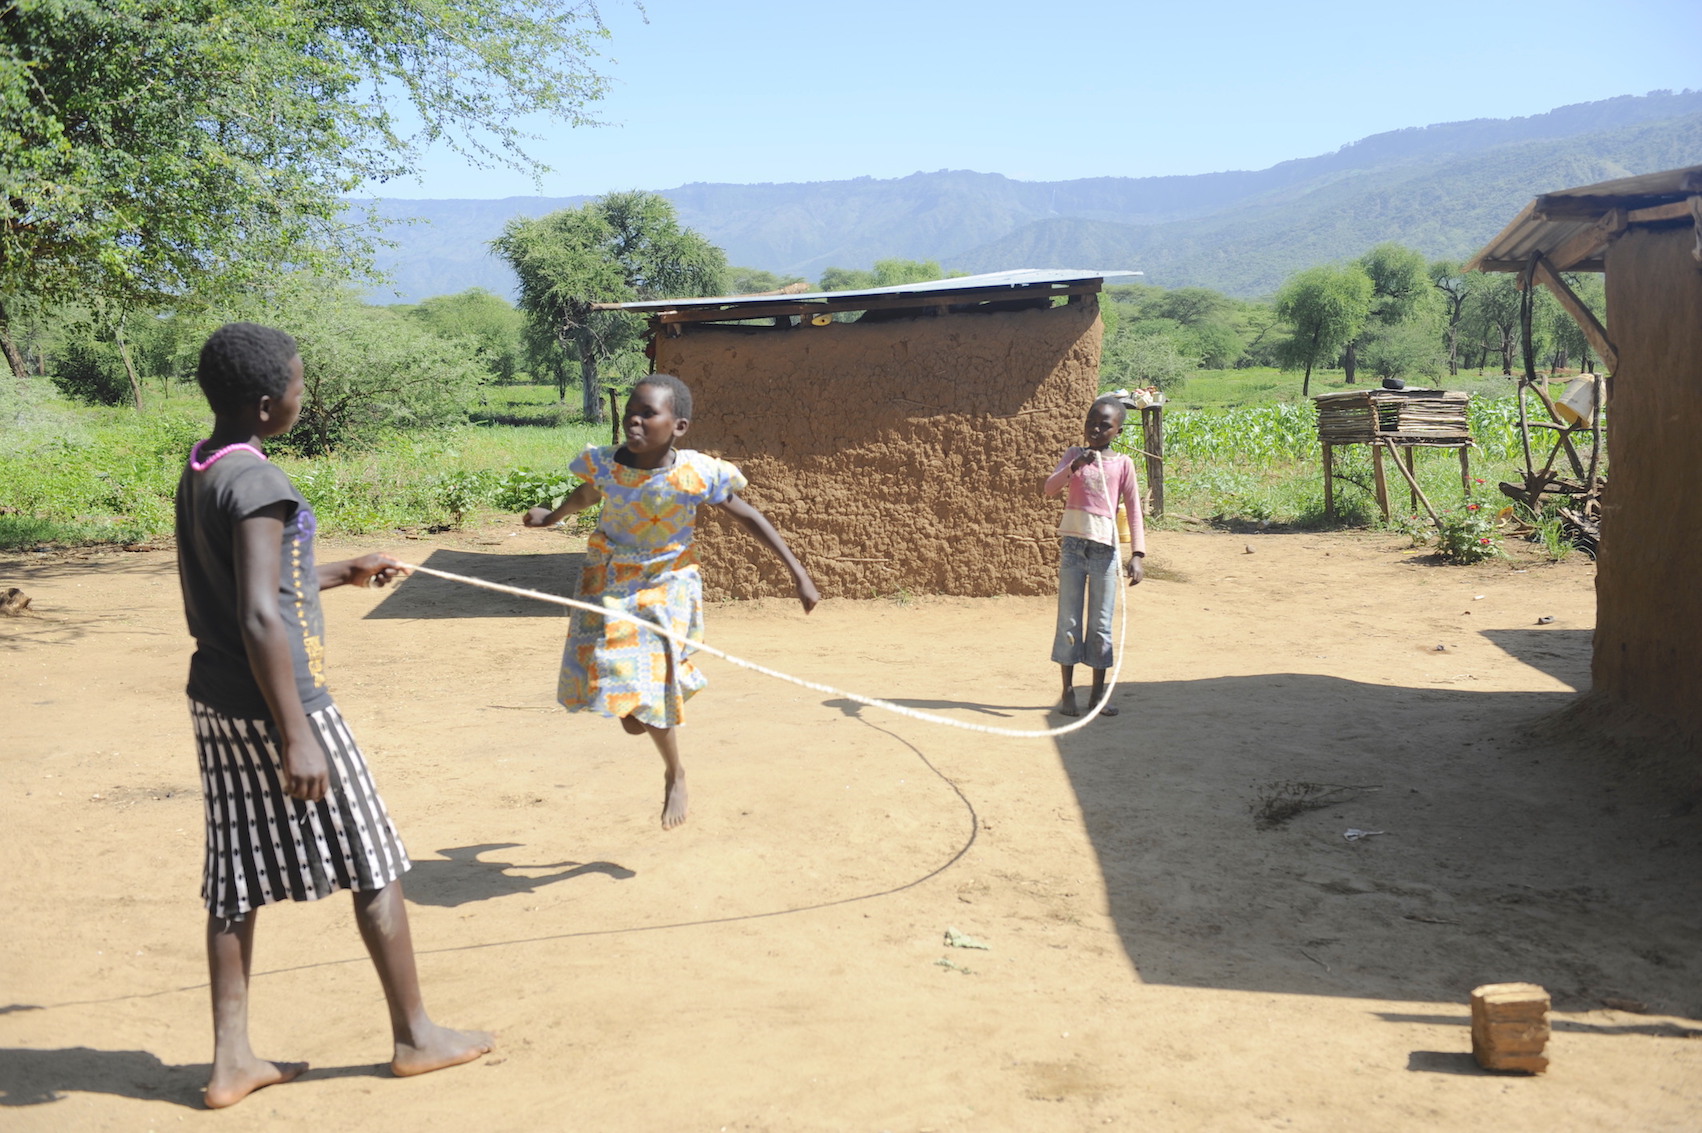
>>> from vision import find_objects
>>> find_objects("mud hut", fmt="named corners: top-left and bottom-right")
top-left (1469, 165), bottom-right (1702, 747)
top-left (598, 269), bottom-right (1137, 600)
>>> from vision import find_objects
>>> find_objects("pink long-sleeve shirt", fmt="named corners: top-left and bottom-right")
top-left (1043, 448), bottom-right (1146, 556)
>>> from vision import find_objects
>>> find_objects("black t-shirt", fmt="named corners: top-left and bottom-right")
top-left (175, 449), bottom-right (332, 719)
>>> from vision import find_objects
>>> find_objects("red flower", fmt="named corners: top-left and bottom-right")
top-left (1466, 503), bottom-right (1479, 511)
top-left (1479, 537), bottom-right (1491, 545)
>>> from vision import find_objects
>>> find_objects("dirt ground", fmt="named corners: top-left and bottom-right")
top-left (3, 526), bottom-right (1699, 1131)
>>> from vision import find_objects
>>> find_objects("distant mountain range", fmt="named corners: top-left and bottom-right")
top-left (363, 90), bottom-right (1702, 303)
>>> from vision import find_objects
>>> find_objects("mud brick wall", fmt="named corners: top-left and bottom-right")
top-left (1594, 229), bottom-right (1702, 743)
top-left (656, 299), bottom-right (1103, 599)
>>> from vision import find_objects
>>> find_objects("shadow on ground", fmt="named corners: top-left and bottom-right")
top-left (367, 549), bottom-right (583, 620)
top-left (404, 843), bottom-right (635, 908)
top-left (0, 1046), bottom-right (392, 1108)
top-left (1051, 668), bottom-right (1702, 1017)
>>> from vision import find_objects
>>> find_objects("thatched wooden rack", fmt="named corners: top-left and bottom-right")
top-left (1312, 388), bottom-right (1474, 525)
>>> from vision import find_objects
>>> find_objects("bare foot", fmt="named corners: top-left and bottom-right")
top-left (204, 1058), bottom-right (307, 1109)
top-left (1090, 691), bottom-right (1119, 718)
top-left (1060, 689), bottom-right (1080, 718)
top-left (392, 1023), bottom-right (495, 1078)
top-left (619, 713), bottom-right (645, 736)
top-left (661, 770), bottom-right (689, 829)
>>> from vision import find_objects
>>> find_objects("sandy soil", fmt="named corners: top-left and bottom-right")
top-left (2, 526), bottom-right (1699, 1131)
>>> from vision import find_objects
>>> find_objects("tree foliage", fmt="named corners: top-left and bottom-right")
top-left (818, 258), bottom-right (954, 291)
top-left (0, 0), bottom-right (614, 375)
top-left (407, 288), bottom-right (526, 384)
top-left (492, 191), bottom-right (727, 421)
top-left (1273, 265), bottom-right (1372, 395)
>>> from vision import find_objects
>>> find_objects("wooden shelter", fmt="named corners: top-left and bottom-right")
top-left (1312, 388), bottom-right (1473, 524)
top-left (1468, 164), bottom-right (1702, 747)
top-left (596, 269), bottom-right (1138, 600)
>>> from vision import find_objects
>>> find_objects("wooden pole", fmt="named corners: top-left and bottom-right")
top-left (1322, 442), bottom-right (1335, 523)
top-left (1384, 440), bottom-right (1445, 530)
top-left (1141, 405), bottom-right (1165, 519)
top-left (1371, 443), bottom-right (1390, 522)
top-left (1458, 445), bottom-right (1472, 499)
top-left (1585, 371), bottom-right (1605, 502)
top-left (1403, 446), bottom-right (1418, 511)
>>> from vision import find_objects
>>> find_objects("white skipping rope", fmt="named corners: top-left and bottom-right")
top-left (394, 555), bottom-right (1130, 740)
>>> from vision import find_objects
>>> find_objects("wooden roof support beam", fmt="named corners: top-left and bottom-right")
top-left (1530, 255), bottom-right (1618, 373)
top-left (1548, 208), bottom-right (1627, 271)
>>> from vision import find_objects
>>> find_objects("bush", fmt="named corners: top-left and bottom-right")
top-left (1435, 503), bottom-right (1501, 563)
top-left (49, 336), bottom-right (131, 406)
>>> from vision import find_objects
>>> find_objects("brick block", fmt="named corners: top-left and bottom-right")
top-left (1470, 982), bottom-right (1550, 1074)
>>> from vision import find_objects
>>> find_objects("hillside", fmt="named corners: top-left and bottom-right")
top-left (363, 91), bottom-right (1702, 303)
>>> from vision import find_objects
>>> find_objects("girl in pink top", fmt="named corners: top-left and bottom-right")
top-left (1042, 395), bottom-right (1146, 717)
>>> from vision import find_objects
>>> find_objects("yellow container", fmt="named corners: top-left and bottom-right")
top-left (1554, 375), bottom-right (1598, 426)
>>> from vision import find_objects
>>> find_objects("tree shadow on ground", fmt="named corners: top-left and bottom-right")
top-left (367, 549), bottom-right (582, 620)
top-left (1054, 671), bottom-right (1702, 1016)
top-left (404, 843), bottom-right (635, 908)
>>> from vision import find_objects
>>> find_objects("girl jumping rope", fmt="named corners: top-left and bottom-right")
top-left (523, 374), bottom-right (820, 829)
top-left (1043, 394), bottom-right (1146, 718)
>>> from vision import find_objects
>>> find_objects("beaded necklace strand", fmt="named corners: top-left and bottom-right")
top-left (189, 440), bottom-right (267, 472)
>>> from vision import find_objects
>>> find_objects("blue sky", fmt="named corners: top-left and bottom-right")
top-left (376, 0), bottom-right (1702, 200)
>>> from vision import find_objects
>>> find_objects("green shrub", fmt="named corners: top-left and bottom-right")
top-left (50, 337), bottom-right (131, 406)
top-left (1435, 503), bottom-right (1501, 563)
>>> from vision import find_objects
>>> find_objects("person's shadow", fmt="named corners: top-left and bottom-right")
top-left (0, 1047), bottom-right (386, 1108)
top-left (404, 843), bottom-right (635, 908)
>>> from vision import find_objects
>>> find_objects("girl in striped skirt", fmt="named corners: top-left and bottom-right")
top-left (176, 323), bottom-right (491, 1109)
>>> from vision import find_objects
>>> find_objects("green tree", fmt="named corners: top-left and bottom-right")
top-left (1102, 331), bottom-right (1196, 393)
top-left (240, 279), bottom-right (486, 455)
top-left (409, 289), bottom-right (527, 385)
top-left (1360, 319), bottom-right (1445, 385)
top-left (1429, 260), bottom-right (1479, 376)
top-left (1344, 243), bottom-right (1430, 384)
top-left (1273, 265), bottom-right (1372, 396)
top-left (726, 267), bottom-right (807, 295)
top-left (1462, 274), bottom-right (1522, 375)
top-left (1, 0), bottom-right (613, 378)
top-left (492, 191), bottom-right (727, 422)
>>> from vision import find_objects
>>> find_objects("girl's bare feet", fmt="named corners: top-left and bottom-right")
top-left (661, 769), bottom-right (689, 829)
top-left (204, 1057), bottom-right (307, 1109)
top-left (1090, 688), bottom-right (1119, 717)
top-left (1060, 689), bottom-right (1080, 717)
top-left (392, 1023), bottom-right (495, 1077)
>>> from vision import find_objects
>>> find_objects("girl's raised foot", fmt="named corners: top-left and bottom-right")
top-left (1059, 689), bottom-right (1080, 718)
top-left (392, 1024), bottom-right (494, 1078)
top-left (204, 1057), bottom-right (307, 1109)
top-left (619, 713), bottom-right (646, 736)
top-left (661, 770), bottom-right (689, 829)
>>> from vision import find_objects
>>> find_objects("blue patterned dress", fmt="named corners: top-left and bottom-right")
top-left (557, 446), bottom-right (747, 727)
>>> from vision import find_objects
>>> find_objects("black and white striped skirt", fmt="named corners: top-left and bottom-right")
top-left (190, 699), bottom-right (410, 920)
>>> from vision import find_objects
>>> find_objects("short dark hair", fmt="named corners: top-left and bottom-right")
top-left (197, 323), bottom-right (299, 414)
top-left (636, 373), bottom-right (693, 419)
top-left (1091, 394), bottom-right (1129, 426)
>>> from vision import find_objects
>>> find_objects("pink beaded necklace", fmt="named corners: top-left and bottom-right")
top-left (189, 440), bottom-right (267, 472)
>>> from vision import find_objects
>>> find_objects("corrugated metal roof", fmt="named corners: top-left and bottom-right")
top-left (596, 268), bottom-right (1142, 312)
top-left (1468, 164), bottom-right (1702, 273)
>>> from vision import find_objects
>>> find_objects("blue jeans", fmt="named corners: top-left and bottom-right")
top-left (1052, 536), bottom-right (1117, 669)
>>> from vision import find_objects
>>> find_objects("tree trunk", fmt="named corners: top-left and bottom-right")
top-left (0, 298), bottom-right (28, 379)
top-left (1342, 340), bottom-right (1357, 385)
top-left (577, 329), bottom-right (602, 423)
top-left (1302, 360), bottom-right (1313, 398)
top-left (114, 320), bottom-right (145, 410)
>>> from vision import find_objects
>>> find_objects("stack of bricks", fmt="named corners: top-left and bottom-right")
top-left (1470, 982), bottom-right (1551, 1073)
